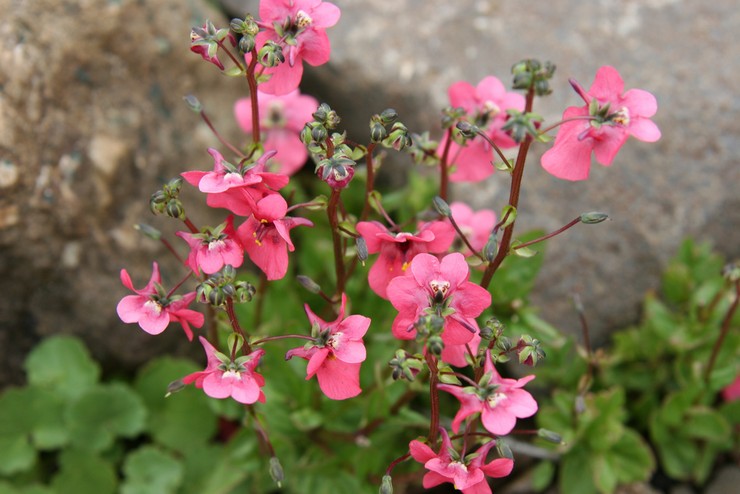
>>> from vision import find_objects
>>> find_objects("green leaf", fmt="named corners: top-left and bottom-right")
top-left (121, 446), bottom-right (184, 494)
top-left (530, 460), bottom-right (556, 492)
top-left (134, 357), bottom-right (218, 452)
top-left (24, 335), bottom-right (100, 400)
top-left (290, 408), bottom-right (324, 431)
top-left (684, 407), bottom-right (731, 443)
top-left (66, 383), bottom-right (147, 452)
top-left (51, 449), bottom-right (117, 494)
top-left (0, 434), bottom-right (36, 476)
top-left (609, 428), bottom-right (655, 483)
top-left (560, 446), bottom-right (598, 494)
top-left (592, 452), bottom-right (619, 494)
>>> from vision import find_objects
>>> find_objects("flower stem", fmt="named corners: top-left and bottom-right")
top-left (251, 334), bottom-right (315, 346)
top-left (512, 216), bottom-right (581, 251)
top-left (246, 48), bottom-right (261, 145)
top-left (200, 110), bottom-right (245, 158)
top-left (327, 188), bottom-right (346, 296)
top-left (448, 213), bottom-right (486, 262)
top-left (438, 128), bottom-right (453, 202)
top-left (360, 143), bottom-right (377, 221)
top-left (425, 352), bottom-right (440, 445)
top-left (480, 87), bottom-right (536, 289)
top-left (226, 298), bottom-right (251, 354)
top-left (704, 278), bottom-right (739, 385)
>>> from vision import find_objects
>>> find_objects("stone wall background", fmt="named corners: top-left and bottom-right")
top-left (1, 0), bottom-right (737, 386)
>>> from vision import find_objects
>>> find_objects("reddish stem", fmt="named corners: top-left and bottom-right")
top-left (360, 143), bottom-right (377, 221)
top-left (438, 128), bottom-right (453, 202)
top-left (226, 298), bottom-right (251, 354)
top-left (512, 216), bottom-right (581, 251)
top-left (200, 110), bottom-right (245, 158)
top-left (425, 352), bottom-right (440, 445)
top-left (327, 188), bottom-right (346, 296)
top-left (246, 48), bottom-right (261, 145)
top-left (704, 279), bottom-right (739, 384)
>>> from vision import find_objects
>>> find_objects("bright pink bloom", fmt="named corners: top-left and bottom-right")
top-left (449, 202), bottom-right (497, 257)
top-left (182, 336), bottom-right (266, 404)
top-left (236, 194), bottom-right (313, 280)
top-left (439, 350), bottom-right (537, 435)
top-left (254, 0), bottom-right (341, 94)
top-left (409, 428), bottom-right (514, 494)
top-left (116, 262), bottom-right (204, 341)
top-left (722, 375), bottom-right (740, 402)
top-left (182, 148), bottom-right (289, 216)
top-left (356, 220), bottom-right (455, 299)
top-left (234, 89), bottom-right (319, 175)
top-left (541, 65), bottom-right (661, 181)
top-left (176, 216), bottom-right (243, 275)
top-left (387, 253), bottom-right (491, 367)
top-left (438, 76), bottom-right (525, 183)
top-left (285, 294), bottom-right (370, 400)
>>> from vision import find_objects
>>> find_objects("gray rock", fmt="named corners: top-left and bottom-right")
top-left (226, 0), bottom-right (739, 343)
top-left (0, 0), bottom-right (246, 386)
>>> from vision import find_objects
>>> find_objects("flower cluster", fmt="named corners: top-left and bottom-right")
top-left (115, 1), bottom-right (663, 491)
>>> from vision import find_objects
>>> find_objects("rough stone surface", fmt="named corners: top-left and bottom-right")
top-left (0, 0), bottom-right (246, 387)
top-left (227, 0), bottom-right (739, 344)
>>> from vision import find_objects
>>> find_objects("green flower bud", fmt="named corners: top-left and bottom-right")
top-left (484, 232), bottom-right (498, 262)
top-left (296, 275), bottom-right (321, 294)
top-left (207, 286), bottom-right (225, 307)
top-left (537, 428), bottom-right (563, 444)
top-left (165, 379), bottom-right (185, 397)
top-left (165, 199), bottom-right (185, 219)
top-left (432, 196), bottom-right (451, 217)
top-left (370, 122), bottom-right (387, 142)
top-left (312, 103), bottom-right (330, 122)
top-left (257, 41), bottom-right (284, 67)
top-left (427, 335), bottom-right (445, 356)
top-left (311, 124), bottom-right (328, 143)
top-left (269, 457), bottom-right (284, 488)
top-left (234, 281), bottom-right (255, 303)
top-left (183, 94), bottom-right (202, 113)
top-left (379, 475), bottom-right (394, 494)
top-left (455, 121), bottom-right (479, 139)
top-left (580, 212), bottom-right (610, 224)
top-left (239, 35), bottom-right (255, 53)
top-left (496, 439), bottom-right (514, 459)
top-left (379, 108), bottom-right (398, 126)
top-left (356, 237), bottom-right (368, 264)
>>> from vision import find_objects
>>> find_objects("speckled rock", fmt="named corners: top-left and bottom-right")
top-left (0, 0), bottom-right (246, 386)
top-left (225, 0), bottom-right (739, 343)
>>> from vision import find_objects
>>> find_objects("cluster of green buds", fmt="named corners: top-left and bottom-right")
top-left (230, 15), bottom-right (260, 53)
top-left (368, 108), bottom-right (411, 150)
top-left (257, 40), bottom-right (284, 68)
top-left (511, 59), bottom-right (556, 96)
top-left (388, 350), bottom-right (424, 381)
top-left (407, 131), bottom-right (439, 166)
top-left (481, 317), bottom-right (505, 341)
top-left (196, 265), bottom-right (255, 307)
top-left (501, 109), bottom-right (543, 143)
top-left (514, 334), bottom-right (545, 366)
top-left (150, 178), bottom-right (185, 219)
top-left (191, 20), bottom-right (234, 63)
top-left (413, 314), bottom-right (446, 356)
top-left (301, 103), bottom-right (342, 149)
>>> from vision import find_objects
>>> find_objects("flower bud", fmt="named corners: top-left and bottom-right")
top-left (383, 122), bottom-right (411, 151)
top-left (311, 124), bottom-right (328, 143)
top-left (134, 223), bottom-right (162, 240)
top-left (723, 262), bottom-right (740, 282)
top-left (238, 35), bottom-right (255, 53)
top-left (496, 439), bottom-right (514, 459)
top-left (455, 121), bottom-right (479, 139)
top-left (165, 199), bottom-right (185, 219)
top-left (312, 103), bottom-right (330, 122)
top-left (296, 275), bottom-right (321, 294)
top-left (269, 457), bottom-right (284, 488)
top-left (208, 286), bottom-right (225, 307)
top-left (379, 108), bottom-right (398, 126)
top-left (483, 232), bottom-right (498, 262)
top-left (356, 237), bottom-right (368, 264)
top-left (234, 281), bottom-right (256, 303)
top-left (379, 475), bottom-right (394, 494)
top-left (258, 41), bottom-right (284, 67)
top-left (537, 428), bottom-right (563, 444)
top-left (427, 335), bottom-right (444, 356)
top-left (580, 212), bottom-right (609, 224)
top-left (183, 94), bottom-right (202, 113)
top-left (165, 379), bottom-right (186, 397)
top-left (370, 122), bottom-right (387, 142)
top-left (432, 196), bottom-right (451, 217)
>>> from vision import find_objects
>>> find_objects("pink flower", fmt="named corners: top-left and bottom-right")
top-left (254, 0), bottom-right (341, 94)
top-left (182, 336), bottom-right (266, 404)
top-left (439, 350), bottom-right (537, 435)
top-left (409, 428), bottom-right (514, 494)
top-left (176, 216), bottom-right (244, 275)
top-left (356, 220), bottom-right (455, 299)
top-left (182, 148), bottom-right (289, 216)
top-left (234, 89), bottom-right (319, 175)
top-left (541, 65), bottom-right (661, 181)
top-left (722, 375), bottom-right (740, 402)
top-left (116, 262), bottom-right (204, 341)
top-left (285, 293), bottom-right (370, 400)
top-left (438, 76), bottom-right (525, 183)
top-left (387, 253), bottom-right (491, 367)
top-left (190, 21), bottom-right (237, 71)
top-left (236, 193), bottom-right (313, 280)
top-left (449, 202), bottom-right (497, 257)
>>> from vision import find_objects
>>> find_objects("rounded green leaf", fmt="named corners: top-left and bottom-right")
top-left (24, 336), bottom-right (100, 400)
top-left (66, 383), bottom-right (147, 452)
top-left (51, 449), bottom-right (116, 494)
top-left (121, 446), bottom-right (184, 494)
top-left (0, 434), bottom-right (36, 476)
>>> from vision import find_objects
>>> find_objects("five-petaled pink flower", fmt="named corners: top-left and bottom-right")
top-left (235, 89), bottom-right (319, 175)
top-left (541, 65), bottom-right (661, 181)
top-left (254, 0), bottom-right (341, 95)
top-left (438, 76), bottom-right (525, 183)
top-left (356, 220), bottom-right (455, 299)
top-left (409, 428), bottom-right (514, 494)
top-left (116, 262), bottom-right (204, 341)
top-left (449, 202), bottom-right (497, 257)
top-left (439, 350), bottom-right (537, 435)
top-left (236, 193), bottom-right (313, 280)
top-left (176, 216), bottom-right (244, 275)
top-left (387, 253), bottom-right (491, 367)
top-left (182, 148), bottom-right (289, 216)
top-left (183, 336), bottom-right (266, 404)
top-left (285, 293), bottom-right (370, 400)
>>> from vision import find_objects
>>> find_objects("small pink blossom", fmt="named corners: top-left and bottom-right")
top-left (387, 253), bottom-right (491, 367)
top-left (356, 220), bottom-right (455, 299)
top-left (236, 193), bottom-right (313, 280)
top-left (409, 428), bottom-right (514, 494)
top-left (722, 375), bottom-right (740, 402)
top-left (541, 65), bottom-right (661, 181)
top-left (182, 336), bottom-right (266, 404)
top-left (439, 350), bottom-right (537, 435)
top-left (116, 262), bottom-right (204, 341)
top-left (285, 294), bottom-right (370, 400)
top-left (182, 148), bottom-right (289, 216)
top-left (438, 76), bottom-right (525, 183)
top-left (254, 0), bottom-right (341, 94)
top-left (176, 216), bottom-right (243, 275)
top-left (449, 202), bottom-right (497, 257)
top-left (234, 89), bottom-right (319, 175)
top-left (190, 21), bottom-right (237, 71)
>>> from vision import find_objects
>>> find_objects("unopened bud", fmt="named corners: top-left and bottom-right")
top-left (723, 262), bottom-right (740, 282)
top-left (483, 232), bottom-right (498, 262)
top-left (258, 41), bottom-right (284, 67)
top-left (269, 457), bottom-right (284, 488)
top-left (432, 196), bottom-right (451, 217)
top-left (297, 275), bottom-right (321, 294)
top-left (312, 103), bottom-right (330, 122)
top-left (234, 281), bottom-right (255, 303)
top-left (356, 237), bottom-right (368, 264)
top-left (580, 212), bottom-right (609, 224)
top-left (165, 199), bottom-right (185, 219)
top-left (238, 35), bottom-right (255, 53)
top-left (183, 94), bottom-right (202, 113)
top-left (134, 223), bottom-right (162, 240)
top-left (456, 121), bottom-right (479, 138)
top-left (496, 439), bottom-right (514, 459)
top-left (165, 379), bottom-right (186, 397)
top-left (379, 108), bottom-right (398, 125)
top-left (537, 428), bottom-right (563, 444)
top-left (370, 122), bottom-right (387, 142)
top-left (379, 475), bottom-right (394, 494)
top-left (311, 124), bottom-right (328, 142)
top-left (427, 335), bottom-right (444, 356)
top-left (208, 287), bottom-right (225, 307)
